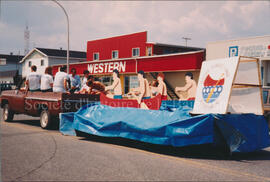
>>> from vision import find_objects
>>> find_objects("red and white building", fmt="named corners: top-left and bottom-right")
top-left (53, 31), bottom-right (205, 99)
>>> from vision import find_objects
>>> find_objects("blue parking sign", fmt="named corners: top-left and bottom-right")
top-left (229, 46), bottom-right (238, 57)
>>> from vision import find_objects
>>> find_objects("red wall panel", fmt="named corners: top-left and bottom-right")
top-left (137, 52), bottom-right (204, 72)
top-left (87, 31), bottom-right (147, 61)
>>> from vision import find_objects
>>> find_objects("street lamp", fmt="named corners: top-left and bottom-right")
top-left (52, 0), bottom-right (69, 74)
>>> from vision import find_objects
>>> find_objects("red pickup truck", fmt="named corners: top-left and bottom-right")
top-left (0, 89), bottom-right (99, 129)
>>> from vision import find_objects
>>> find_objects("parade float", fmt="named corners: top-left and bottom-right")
top-left (59, 56), bottom-right (270, 153)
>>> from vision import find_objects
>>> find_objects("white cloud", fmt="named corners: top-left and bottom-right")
top-left (1, 1), bottom-right (269, 54)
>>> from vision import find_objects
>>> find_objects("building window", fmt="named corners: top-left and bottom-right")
top-left (0, 58), bottom-right (6, 65)
top-left (147, 47), bottom-right (152, 56)
top-left (124, 75), bottom-right (139, 94)
top-left (132, 48), bottom-right (140, 57)
top-left (41, 59), bottom-right (44, 66)
top-left (112, 50), bottom-right (119, 59)
top-left (100, 76), bottom-right (113, 86)
top-left (93, 53), bottom-right (99, 61)
top-left (28, 61), bottom-right (32, 67)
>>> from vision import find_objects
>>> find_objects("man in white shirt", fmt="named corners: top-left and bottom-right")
top-left (53, 65), bottom-right (69, 93)
top-left (25, 65), bottom-right (41, 92)
top-left (81, 70), bottom-right (89, 88)
top-left (105, 69), bottom-right (122, 99)
top-left (41, 66), bottom-right (54, 92)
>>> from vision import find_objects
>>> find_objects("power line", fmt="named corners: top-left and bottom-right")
top-left (182, 37), bottom-right (191, 47)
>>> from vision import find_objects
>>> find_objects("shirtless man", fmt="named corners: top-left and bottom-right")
top-left (157, 72), bottom-right (167, 100)
top-left (105, 69), bottom-right (122, 99)
top-left (86, 79), bottom-right (105, 95)
top-left (130, 70), bottom-right (151, 104)
top-left (175, 72), bottom-right (197, 101)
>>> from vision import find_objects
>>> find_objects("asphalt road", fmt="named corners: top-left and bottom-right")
top-left (1, 112), bottom-right (270, 181)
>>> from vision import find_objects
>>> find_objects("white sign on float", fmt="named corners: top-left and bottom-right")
top-left (192, 56), bottom-right (263, 115)
top-left (192, 57), bottom-right (239, 114)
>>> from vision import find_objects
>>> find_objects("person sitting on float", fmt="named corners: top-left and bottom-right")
top-left (81, 70), bottom-right (90, 88)
top-left (53, 65), bottom-right (69, 93)
top-left (105, 69), bottom-right (122, 99)
top-left (175, 72), bottom-right (197, 101)
top-left (25, 65), bottom-right (41, 92)
top-left (157, 72), bottom-right (168, 100)
top-left (86, 77), bottom-right (106, 95)
top-left (78, 75), bottom-right (94, 94)
top-left (68, 68), bottom-right (81, 94)
top-left (129, 70), bottom-right (151, 104)
top-left (41, 66), bottom-right (53, 92)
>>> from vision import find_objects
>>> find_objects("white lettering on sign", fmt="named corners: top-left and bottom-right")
top-left (87, 61), bottom-right (127, 74)
top-left (113, 62), bottom-right (119, 70)
top-left (104, 63), bottom-right (108, 73)
top-left (98, 63), bottom-right (103, 73)
top-left (88, 64), bottom-right (94, 73)
top-left (94, 64), bottom-right (98, 73)
top-left (239, 45), bottom-right (269, 58)
top-left (108, 62), bottom-right (113, 72)
top-left (120, 61), bottom-right (126, 72)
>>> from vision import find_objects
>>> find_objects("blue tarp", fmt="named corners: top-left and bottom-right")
top-left (60, 101), bottom-right (270, 153)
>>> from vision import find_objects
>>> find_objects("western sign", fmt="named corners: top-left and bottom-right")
top-left (87, 60), bottom-right (136, 74)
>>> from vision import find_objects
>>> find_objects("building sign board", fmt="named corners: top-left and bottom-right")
top-left (88, 61), bottom-right (126, 74)
top-left (229, 44), bottom-right (270, 58)
top-left (87, 60), bottom-right (136, 74)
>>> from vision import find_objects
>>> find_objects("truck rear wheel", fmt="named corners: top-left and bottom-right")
top-left (40, 109), bottom-right (52, 129)
top-left (3, 104), bottom-right (14, 122)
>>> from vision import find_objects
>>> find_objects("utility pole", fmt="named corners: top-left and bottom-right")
top-left (0, 0), bottom-right (2, 21)
top-left (52, 0), bottom-right (69, 74)
top-left (182, 37), bottom-right (191, 47)
top-left (24, 22), bottom-right (30, 55)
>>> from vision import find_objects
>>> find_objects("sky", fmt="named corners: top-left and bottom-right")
top-left (0, 1), bottom-right (270, 55)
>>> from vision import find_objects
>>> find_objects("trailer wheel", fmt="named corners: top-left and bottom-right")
top-left (3, 104), bottom-right (14, 122)
top-left (40, 109), bottom-right (52, 129)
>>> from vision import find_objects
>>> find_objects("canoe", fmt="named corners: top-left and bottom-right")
top-left (100, 93), bottom-right (162, 110)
